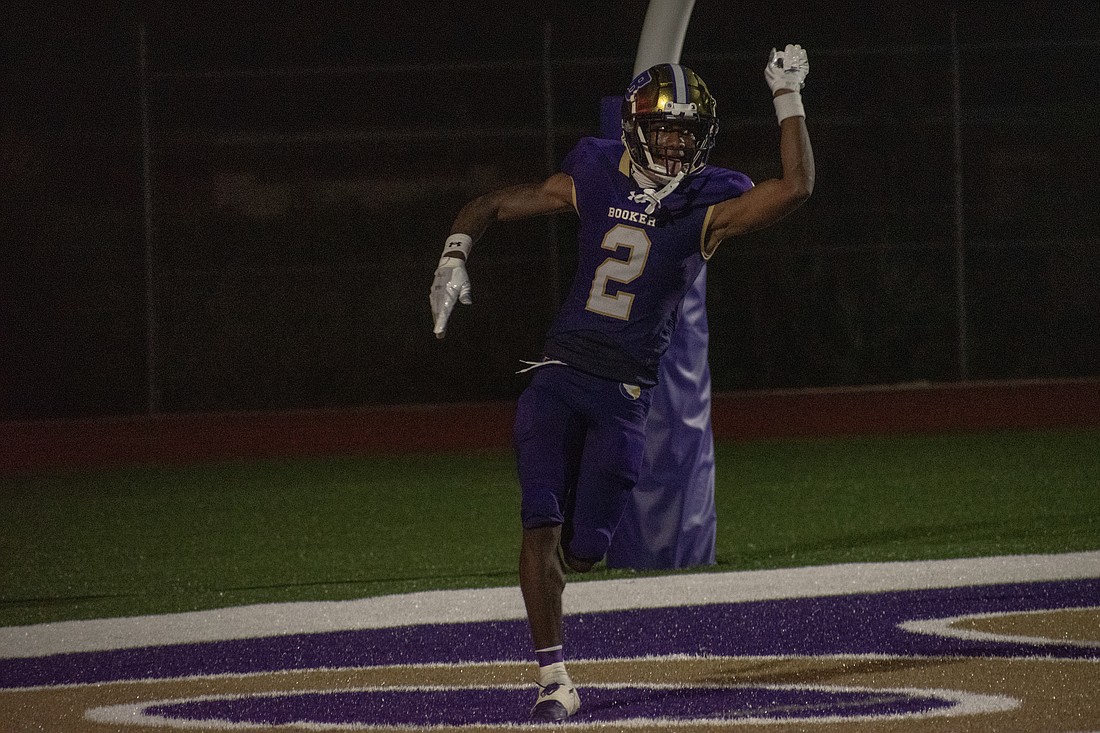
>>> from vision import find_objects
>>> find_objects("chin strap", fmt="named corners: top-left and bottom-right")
top-left (629, 169), bottom-right (687, 215)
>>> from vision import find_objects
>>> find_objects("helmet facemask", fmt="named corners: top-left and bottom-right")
top-left (634, 116), bottom-right (708, 179)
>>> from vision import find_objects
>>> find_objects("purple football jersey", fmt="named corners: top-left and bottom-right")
top-left (544, 137), bottom-right (752, 386)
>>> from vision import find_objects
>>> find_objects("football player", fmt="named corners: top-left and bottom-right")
top-left (431, 45), bottom-right (813, 722)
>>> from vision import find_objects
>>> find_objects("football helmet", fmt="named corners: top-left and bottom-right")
top-left (621, 63), bottom-right (719, 179)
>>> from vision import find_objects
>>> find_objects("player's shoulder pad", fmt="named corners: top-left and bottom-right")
top-left (561, 136), bottom-right (623, 177)
top-left (686, 166), bottom-right (754, 204)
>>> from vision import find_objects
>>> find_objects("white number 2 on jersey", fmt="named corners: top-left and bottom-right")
top-left (585, 224), bottom-right (652, 320)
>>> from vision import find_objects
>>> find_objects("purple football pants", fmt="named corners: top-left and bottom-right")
top-left (514, 365), bottom-right (653, 564)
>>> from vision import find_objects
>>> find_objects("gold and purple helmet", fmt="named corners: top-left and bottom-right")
top-left (621, 63), bottom-right (719, 178)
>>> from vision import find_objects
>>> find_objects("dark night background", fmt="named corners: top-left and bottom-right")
top-left (2, 2), bottom-right (1097, 419)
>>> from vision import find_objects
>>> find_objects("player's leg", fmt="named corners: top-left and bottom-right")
top-left (513, 367), bottom-right (584, 721)
top-left (518, 526), bottom-right (580, 721)
top-left (558, 439), bottom-right (592, 574)
top-left (518, 525), bottom-right (564, 649)
top-left (564, 379), bottom-right (652, 569)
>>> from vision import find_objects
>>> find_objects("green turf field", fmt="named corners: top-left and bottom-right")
top-left (2, 428), bottom-right (1098, 628)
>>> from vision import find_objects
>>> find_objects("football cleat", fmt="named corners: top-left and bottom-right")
top-left (530, 681), bottom-right (581, 722)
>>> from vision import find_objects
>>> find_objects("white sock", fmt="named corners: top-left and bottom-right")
top-left (538, 661), bottom-right (571, 687)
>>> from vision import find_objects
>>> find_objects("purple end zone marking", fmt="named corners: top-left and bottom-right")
top-left (2, 579), bottom-right (1098, 689)
top-left (146, 686), bottom-right (955, 726)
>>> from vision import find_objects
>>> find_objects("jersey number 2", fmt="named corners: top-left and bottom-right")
top-left (585, 224), bottom-right (652, 321)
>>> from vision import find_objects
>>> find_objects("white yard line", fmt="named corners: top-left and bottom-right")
top-left (1, 551), bottom-right (1098, 659)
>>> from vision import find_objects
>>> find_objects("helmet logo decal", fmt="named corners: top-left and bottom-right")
top-left (625, 69), bottom-right (653, 99)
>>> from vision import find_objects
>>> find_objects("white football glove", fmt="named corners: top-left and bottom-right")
top-left (430, 257), bottom-right (472, 339)
top-left (766, 44), bottom-right (809, 94)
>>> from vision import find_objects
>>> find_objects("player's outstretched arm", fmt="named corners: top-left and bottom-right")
top-left (430, 172), bottom-right (575, 338)
top-left (704, 44), bottom-right (815, 252)
top-left (452, 172), bottom-right (575, 239)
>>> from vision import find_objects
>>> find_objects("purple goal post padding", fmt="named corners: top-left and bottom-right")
top-left (597, 96), bottom-right (718, 569)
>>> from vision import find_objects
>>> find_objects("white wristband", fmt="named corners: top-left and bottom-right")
top-left (440, 233), bottom-right (473, 264)
top-left (772, 92), bottom-right (805, 124)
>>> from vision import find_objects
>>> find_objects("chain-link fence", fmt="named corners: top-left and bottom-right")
top-left (2, 4), bottom-right (1097, 418)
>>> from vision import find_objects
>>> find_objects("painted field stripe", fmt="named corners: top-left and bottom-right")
top-left (900, 607), bottom-right (1100, 648)
top-left (2, 551), bottom-right (1098, 659)
top-left (6, 654), bottom-right (1096, 694)
top-left (83, 682), bottom-right (1020, 729)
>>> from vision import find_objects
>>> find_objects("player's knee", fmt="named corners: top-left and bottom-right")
top-left (564, 526), bottom-right (610, 572)
top-left (563, 552), bottom-right (596, 573)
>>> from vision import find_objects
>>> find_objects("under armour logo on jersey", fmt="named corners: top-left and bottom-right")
top-left (628, 189), bottom-right (664, 216)
top-left (627, 169), bottom-right (687, 214)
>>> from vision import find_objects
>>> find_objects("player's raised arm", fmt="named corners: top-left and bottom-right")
top-left (703, 44), bottom-right (815, 251)
top-left (430, 172), bottom-right (575, 339)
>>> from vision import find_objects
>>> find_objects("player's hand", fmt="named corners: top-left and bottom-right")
top-left (766, 44), bottom-right (809, 94)
top-left (430, 257), bottom-right (473, 339)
